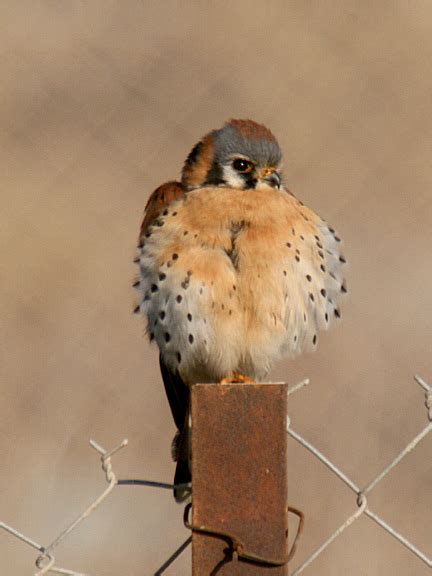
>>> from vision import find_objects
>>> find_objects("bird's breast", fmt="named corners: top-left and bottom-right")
top-left (137, 186), bottom-right (346, 382)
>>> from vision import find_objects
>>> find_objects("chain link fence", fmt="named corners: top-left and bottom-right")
top-left (1, 375), bottom-right (430, 575)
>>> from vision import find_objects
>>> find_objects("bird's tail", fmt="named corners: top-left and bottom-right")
top-left (172, 422), bottom-right (192, 502)
top-left (159, 354), bottom-right (191, 502)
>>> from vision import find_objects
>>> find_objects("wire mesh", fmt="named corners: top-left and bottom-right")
top-left (1, 376), bottom-right (430, 574)
top-left (288, 374), bottom-right (432, 574)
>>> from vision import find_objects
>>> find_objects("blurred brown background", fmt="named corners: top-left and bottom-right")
top-left (1, 1), bottom-right (431, 574)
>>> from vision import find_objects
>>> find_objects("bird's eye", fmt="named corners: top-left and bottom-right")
top-left (232, 158), bottom-right (254, 173)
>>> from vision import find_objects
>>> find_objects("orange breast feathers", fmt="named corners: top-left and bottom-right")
top-left (136, 185), bottom-right (346, 381)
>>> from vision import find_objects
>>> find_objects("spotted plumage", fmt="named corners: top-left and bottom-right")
top-left (135, 119), bottom-right (347, 500)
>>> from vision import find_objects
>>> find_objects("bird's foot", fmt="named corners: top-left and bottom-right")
top-left (220, 372), bottom-right (256, 385)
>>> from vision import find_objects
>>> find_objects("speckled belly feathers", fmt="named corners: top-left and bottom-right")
top-left (136, 186), bottom-right (346, 384)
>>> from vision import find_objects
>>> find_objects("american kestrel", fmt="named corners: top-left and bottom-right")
top-left (135, 119), bottom-right (346, 501)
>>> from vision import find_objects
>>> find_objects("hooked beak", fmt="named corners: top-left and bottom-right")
top-left (262, 171), bottom-right (281, 189)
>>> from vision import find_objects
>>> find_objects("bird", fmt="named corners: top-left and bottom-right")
top-left (134, 119), bottom-right (346, 501)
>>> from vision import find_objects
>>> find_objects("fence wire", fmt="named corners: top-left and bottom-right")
top-left (1, 438), bottom-right (128, 576)
top-left (288, 374), bottom-right (432, 574)
top-left (1, 375), bottom-right (431, 574)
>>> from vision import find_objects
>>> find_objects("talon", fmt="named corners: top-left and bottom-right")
top-left (220, 372), bottom-right (256, 384)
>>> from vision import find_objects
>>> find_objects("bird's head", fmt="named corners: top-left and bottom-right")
top-left (181, 119), bottom-right (283, 191)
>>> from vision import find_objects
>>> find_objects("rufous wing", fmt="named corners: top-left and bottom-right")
top-left (139, 180), bottom-right (186, 240)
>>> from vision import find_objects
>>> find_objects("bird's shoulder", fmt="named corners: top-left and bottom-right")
top-left (139, 180), bottom-right (186, 239)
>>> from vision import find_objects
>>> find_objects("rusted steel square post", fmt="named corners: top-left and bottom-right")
top-left (191, 383), bottom-right (288, 575)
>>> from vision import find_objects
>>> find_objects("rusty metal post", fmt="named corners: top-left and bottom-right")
top-left (191, 383), bottom-right (288, 575)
